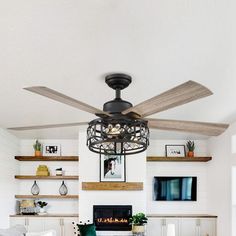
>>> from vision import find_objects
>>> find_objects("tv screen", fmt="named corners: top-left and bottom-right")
top-left (153, 177), bottom-right (197, 201)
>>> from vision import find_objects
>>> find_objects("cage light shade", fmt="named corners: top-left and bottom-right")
top-left (87, 117), bottom-right (149, 155)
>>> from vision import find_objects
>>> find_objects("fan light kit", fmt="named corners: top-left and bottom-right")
top-left (9, 73), bottom-right (229, 156)
top-left (87, 74), bottom-right (149, 155)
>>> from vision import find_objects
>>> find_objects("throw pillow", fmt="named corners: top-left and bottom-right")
top-left (77, 224), bottom-right (96, 236)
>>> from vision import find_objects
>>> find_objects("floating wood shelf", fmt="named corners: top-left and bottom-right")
top-left (146, 156), bottom-right (212, 162)
top-left (82, 182), bottom-right (143, 191)
top-left (15, 195), bottom-right (79, 199)
top-left (15, 175), bottom-right (79, 180)
top-left (15, 156), bottom-right (79, 161)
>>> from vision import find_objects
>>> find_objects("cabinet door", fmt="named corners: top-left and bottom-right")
top-left (63, 217), bottom-right (79, 236)
top-left (10, 217), bottom-right (27, 228)
top-left (27, 218), bottom-right (44, 233)
top-left (164, 219), bottom-right (180, 236)
top-left (181, 219), bottom-right (198, 236)
top-left (146, 218), bottom-right (164, 236)
top-left (199, 218), bottom-right (216, 236)
top-left (44, 218), bottom-right (62, 236)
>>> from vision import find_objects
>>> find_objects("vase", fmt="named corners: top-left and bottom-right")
top-left (31, 181), bottom-right (40, 195)
top-left (187, 151), bottom-right (194, 157)
top-left (39, 208), bottom-right (45, 213)
top-left (59, 181), bottom-right (68, 196)
top-left (132, 225), bottom-right (145, 236)
top-left (35, 151), bottom-right (41, 157)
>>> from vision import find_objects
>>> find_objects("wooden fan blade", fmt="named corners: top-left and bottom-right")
top-left (24, 86), bottom-right (109, 117)
top-left (122, 81), bottom-right (213, 117)
top-left (8, 122), bottom-right (88, 131)
top-left (147, 118), bottom-right (229, 136)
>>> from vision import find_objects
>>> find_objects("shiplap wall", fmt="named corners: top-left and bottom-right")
top-left (146, 139), bottom-right (209, 214)
top-left (0, 129), bottom-right (19, 228)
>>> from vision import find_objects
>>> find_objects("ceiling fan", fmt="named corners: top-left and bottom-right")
top-left (9, 73), bottom-right (229, 155)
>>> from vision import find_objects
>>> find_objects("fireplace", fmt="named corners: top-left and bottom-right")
top-left (93, 205), bottom-right (132, 231)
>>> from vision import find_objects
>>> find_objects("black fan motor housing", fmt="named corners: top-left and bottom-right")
top-left (103, 99), bottom-right (132, 114)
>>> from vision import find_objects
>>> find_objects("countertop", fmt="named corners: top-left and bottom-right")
top-left (147, 214), bottom-right (217, 218)
top-left (10, 214), bottom-right (79, 217)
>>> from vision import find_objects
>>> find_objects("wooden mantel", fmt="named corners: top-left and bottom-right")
top-left (82, 182), bottom-right (143, 191)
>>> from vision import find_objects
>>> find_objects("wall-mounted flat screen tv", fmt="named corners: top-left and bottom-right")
top-left (153, 176), bottom-right (197, 201)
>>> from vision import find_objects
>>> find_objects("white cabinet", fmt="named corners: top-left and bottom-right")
top-left (146, 218), bottom-right (163, 236)
top-left (164, 219), bottom-right (180, 236)
top-left (147, 218), bottom-right (180, 236)
top-left (27, 218), bottom-right (44, 233)
top-left (147, 217), bottom-right (217, 236)
top-left (10, 218), bottom-right (26, 228)
top-left (10, 216), bottom-right (79, 236)
top-left (44, 218), bottom-right (62, 236)
top-left (63, 218), bottom-right (78, 236)
top-left (181, 219), bottom-right (198, 236)
top-left (199, 218), bottom-right (216, 236)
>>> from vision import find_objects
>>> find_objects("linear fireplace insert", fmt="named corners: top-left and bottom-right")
top-left (93, 205), bottom-right (132, 231)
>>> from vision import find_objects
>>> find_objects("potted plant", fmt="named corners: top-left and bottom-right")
top-left (37, 201), bottom-right (48, 214)
top-left (33, 140), bottom-right (42, 157)
top-left (186, 140), bottom-right (195, 157)
top-left (129, 212), bottom-right (148, 234)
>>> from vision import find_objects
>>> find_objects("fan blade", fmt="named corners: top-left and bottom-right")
top-left (8, 122), bottom-right (88, 131)
top-left (122, 81), bottom-right (213, 117)
top-left (24, 86), bottom-right (109, 117)
top-left (147, 118), bottom-right (229, 136)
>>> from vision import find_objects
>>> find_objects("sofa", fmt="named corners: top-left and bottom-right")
top-left (0, 226), bottom-right (56, 236)
top-left (0, 225), bottom-right (26, 236)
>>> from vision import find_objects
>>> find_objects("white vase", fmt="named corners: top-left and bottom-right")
top-left (39, 208), bottom-right (45, 213)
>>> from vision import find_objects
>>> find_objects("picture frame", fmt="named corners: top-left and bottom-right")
top-left (42, 144), bottom-right (61, 156)
top-left (100, 153), bottom-right (126, 182)
top-left (165, 145), bottom-right (186, 157)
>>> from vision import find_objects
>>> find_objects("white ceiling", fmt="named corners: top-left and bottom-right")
top-left (0, 0), bottom-right (235, 139)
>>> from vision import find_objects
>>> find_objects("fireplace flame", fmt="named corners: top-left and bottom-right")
top-left (97, 217), bottom-right (128, 224)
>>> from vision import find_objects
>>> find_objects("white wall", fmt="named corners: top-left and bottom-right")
top-left (207, 123), bottom-right (236, 236)
top-left (19, 139), bottom-right (79, 214)
top-left (78, 128), bottom-right (146, 235)
top-left (2, 130), bottom-right (231, 235)
top-left (146, 140), bottom-right (209, 214)
top-left (0, 129), bottom-right (19, 228)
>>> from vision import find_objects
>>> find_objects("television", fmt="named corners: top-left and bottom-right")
top-left (153, 176), bottom-right (197, 201)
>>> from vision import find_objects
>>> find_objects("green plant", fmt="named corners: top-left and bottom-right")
top-left (33, 140), bottom-right (42, 151)
top-left (186, 140), bottom-right (195, 152)
top-left (129, 213), bottom-right (148, 226)
top-left (37, 201), bottom-right (48, 208)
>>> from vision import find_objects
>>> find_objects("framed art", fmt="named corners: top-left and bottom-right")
top-left (100, 154), bottom-right (126, 182)
top-left (43, 144), bottom-right (61, 156)
top-left (165, 145), bottom-right (186, 157)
